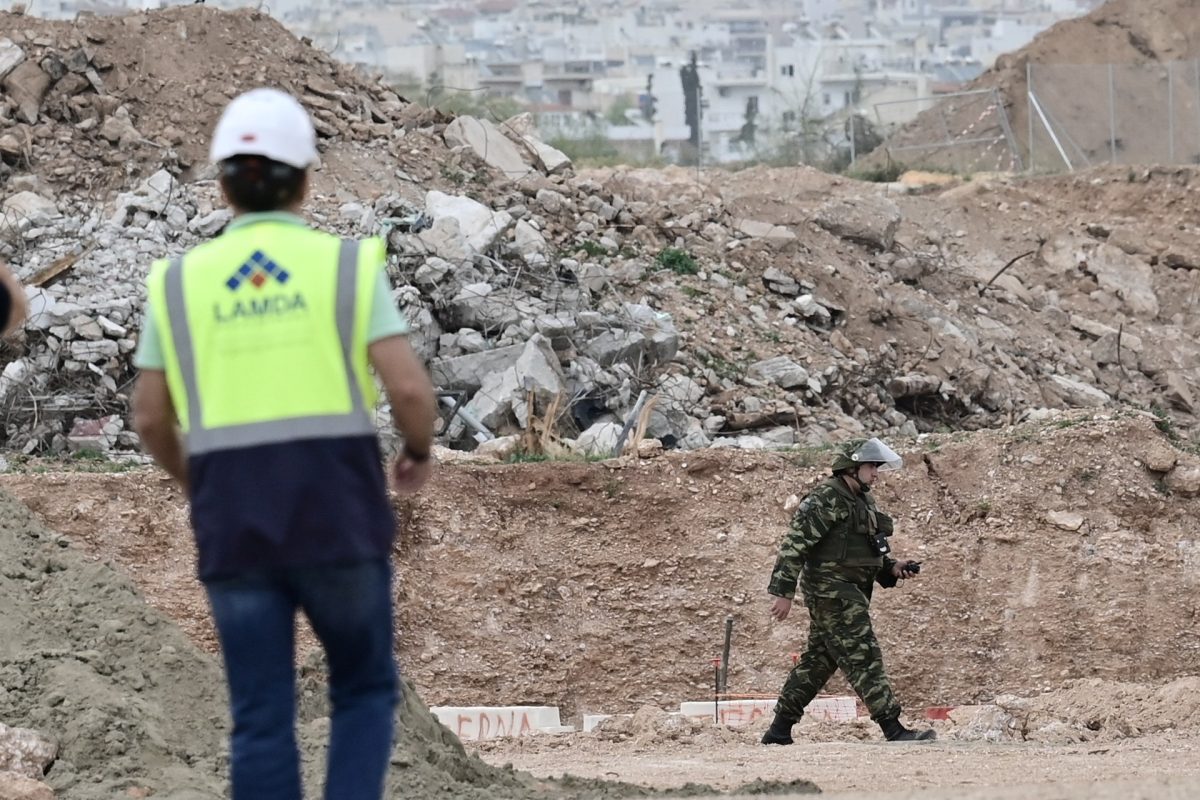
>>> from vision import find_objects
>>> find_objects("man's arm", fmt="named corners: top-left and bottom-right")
top-left (368, 334), bottom-right (437, 493)
top-left (0, 261), bottom-right (27, 336)
top-left (132, 369), bottom-right (188, 491)
top-left (768, 490), bottom-right (834, 599)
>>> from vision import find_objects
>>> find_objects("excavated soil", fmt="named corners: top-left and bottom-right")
top-left (881, 0), bottom-right (1200, 171)
top-left (2, 411), bottom-right (1200, 796)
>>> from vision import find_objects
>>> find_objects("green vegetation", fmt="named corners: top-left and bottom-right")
top-left (577, 240), bottom-right (610, 258)
top-left (783, 444), bottom-right (837, 468)
top-left (5, 451), bottom-right (144, 475)
top-left (1152, 404), bottom-right (1177, 440)
top-left (846, 161), bottom-right (907, 183)
top-left (655, 248), bottom-right (698, 275)
top-left (605, 96), bottom-right (636, 126)
top-left (547, 134), bottom-right (622, 165)
top-left (505, 451), bottom-right (551, 464)
top-left (429, 90), bottom-right (524, 122)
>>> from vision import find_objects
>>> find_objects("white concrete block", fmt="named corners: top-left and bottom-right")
top-left (807, 696), bottom-right (858, 722)
top-left (430, 705), bottom-right (563, 741)
top-left (538, 725), bottom-right (577, 735)
top-left (583, 714), bottom-right (613, 732)
top-left (680, 699), bottom-right (776, 727)
top-left (679, 696), bottom-right (857, 726)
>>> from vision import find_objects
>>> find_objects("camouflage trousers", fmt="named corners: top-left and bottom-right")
top-left (773, 567), bottom-right (901, 723)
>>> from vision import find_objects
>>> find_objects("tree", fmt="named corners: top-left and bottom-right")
top-left (679, 51), bottom-right (702, 164)
top-left (734, 96), bottom-right (759, 145)
top-left (640, 74), bottom-right (657, 123)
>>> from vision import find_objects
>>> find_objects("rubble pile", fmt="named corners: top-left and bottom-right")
top-left (0, 5), bottom-right (1197, 461)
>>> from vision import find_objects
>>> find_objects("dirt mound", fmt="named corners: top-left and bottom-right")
top-left (970, 677), bottom-right (1200, 744)
top-left (0, 5), bottom-right (442, 196)
top-left (0, 487), bottom-right (706, 799)
top-left (878, 0), bottom-right (1200, 171)
top-left (5, 411), bottom-right (1199, 729)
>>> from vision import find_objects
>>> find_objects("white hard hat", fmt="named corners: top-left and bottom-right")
top-left (209, 88), bottom-right (318, 169)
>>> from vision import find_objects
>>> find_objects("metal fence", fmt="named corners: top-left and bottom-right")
top-left (872, 88), bottom-right (1024, 174)
top-left (1028, 60), bottom-right (1200, 172)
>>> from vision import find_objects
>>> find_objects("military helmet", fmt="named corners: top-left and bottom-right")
top-left (831, 437), bottom-right (903, 473)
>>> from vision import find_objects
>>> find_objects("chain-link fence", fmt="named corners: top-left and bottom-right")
top-left (870, 88), bottom-right (1024, 174)
top-left (1028, 60), bottom-right (1200, 172)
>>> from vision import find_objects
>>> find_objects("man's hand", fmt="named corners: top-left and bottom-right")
top-left (769, 596), bottom-right (793, 622)
top-left (390, 454), bottom-right (432, 495)
top-left (892, 560), bottom-right (922, 580)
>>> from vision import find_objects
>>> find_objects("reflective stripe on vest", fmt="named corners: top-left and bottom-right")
top-left (163, 239), bottom-right (375, 456)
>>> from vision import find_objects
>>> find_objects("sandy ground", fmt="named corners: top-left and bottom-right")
top-left (478, 733), bottom-right (1200, 798)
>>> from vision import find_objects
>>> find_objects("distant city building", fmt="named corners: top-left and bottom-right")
top-left (24, 0), bottom-right (1105, 164)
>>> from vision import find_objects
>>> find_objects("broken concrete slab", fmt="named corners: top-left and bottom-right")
top-left (1044, 374), bottom-right (1110, 408)
top-left (0, 38), bottom-right (25, 81)
top-left (2, 60), bottom-right (51, 124)
top-left (430, 344), bottom-right (525, 393)
top-left (459, 335), bottom-right (565, 431)
top-left (424, 190), bottom-right (514, 255)
top-left (814, 195), bottom-right (901, 251)
top-left (1083, 244), bottom-right (1159, 319)
top-left (1046, 510), bottom-right (1085, 531)
top-left (443, 115), bottom-right (534, 180)
top-left (1, 192), bottom-right (60, 230)
top-left (1166, 462), bottom-right (1200, 497)
top-left (415, 217), bottom-right (472, 264)
top-left (447, 283), bottom-right (546, 332)
top-left (737, 219), bottom-right (796, 241)
top-left (1159, 372), bottom-right (1197, 415)
top-left (762, 267), bottom-right (802, 296)
top-left (749, 356), bottom-right (809, 390)
top-left (575, 421), bottom-right (624, 457)
top-left (522, 135), bottom-right (571, 174)
top-left (621, 303), bottom-right (679, 364)
top-left (512, 219), bottom-right (548, 265)
top-left (584, 329), bottom-right (648, 368)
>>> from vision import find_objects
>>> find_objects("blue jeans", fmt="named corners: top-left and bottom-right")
top-left (205, 559), bottom-right (399, 800)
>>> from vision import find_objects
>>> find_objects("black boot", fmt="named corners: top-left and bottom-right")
top-left (879, 714), bottom-right (936, 742)
top-left (760, 713), bottom-right (797, 745)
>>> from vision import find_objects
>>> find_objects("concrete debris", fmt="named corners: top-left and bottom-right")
top-left (749, 357), bottom-right (809, 390)
top-left (0, 38), bottom-right (26, 80)
top-left (0, 722), bottom-right (56, 781)
top-left (424, 190), bottom-right (514, 256)
top-left (813, 195), bottom-right (901, 251)
top-left (0, 4), bottom-right (1194, 463)
top-left (431, 344), bottom-right (526, 394)
top-left (0, 772), bottom-right (53, 800)
top-left (575, 421), bottom-right (624, 457)
top-left (1046, 510), bottom-right (1085, 532)
top-left (1083, 244), bottom-right (1160, 318)
top-left (443, 116), bottom-right (534, 180)
top-left (1044, 375), bottom-right (1111, 408)
top-left (3, 60), bottom-right (51, 124)
top-left (736, 219), bottom-right (795, 241)
top-left (458, 335), bottom-right (565, 432)
top-left (1166, 462), bottom-right (1200, 497)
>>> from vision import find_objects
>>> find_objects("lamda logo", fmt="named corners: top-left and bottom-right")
top-left (214, 250), bottom-right (309, 323)
top-left (215, 294), bottom-right (308, 322)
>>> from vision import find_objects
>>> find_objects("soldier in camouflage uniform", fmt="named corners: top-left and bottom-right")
top-left (761, 437), bottom-right (935, 744)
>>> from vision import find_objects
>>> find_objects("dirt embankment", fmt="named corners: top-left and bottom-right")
top-left (4, 411), bottom-right (1198, 722)
top-left (880, 0), bottom-right (1200, 170)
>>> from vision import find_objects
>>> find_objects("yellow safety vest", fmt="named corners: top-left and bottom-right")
top-left (147, 223), bottom-right (383, 455)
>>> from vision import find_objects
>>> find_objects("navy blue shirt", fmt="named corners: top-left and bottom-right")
top-left (189, 437), bottom-right (396, 581)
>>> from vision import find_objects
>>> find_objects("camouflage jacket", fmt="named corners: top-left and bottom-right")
top-left (767, 476), bottom-right (897, 599)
